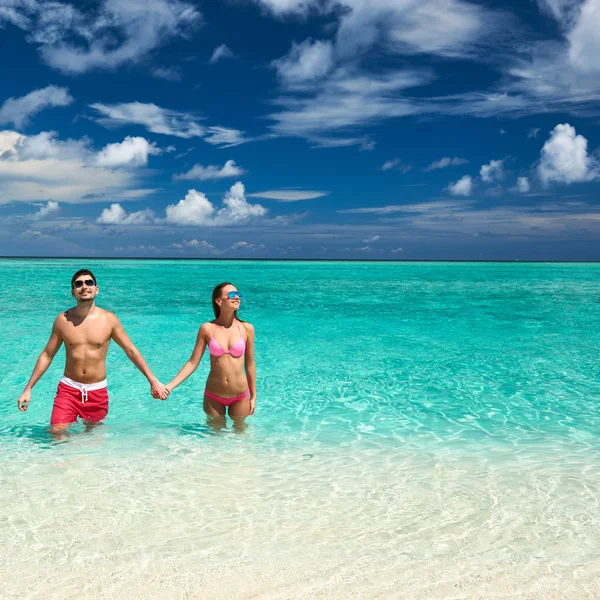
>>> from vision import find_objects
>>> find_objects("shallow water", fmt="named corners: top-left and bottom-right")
top-left (2, 260), bottom-right (600, 598)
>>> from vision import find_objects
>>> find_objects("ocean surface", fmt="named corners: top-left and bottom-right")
top-left (1, 259), bottom-right (600, 599)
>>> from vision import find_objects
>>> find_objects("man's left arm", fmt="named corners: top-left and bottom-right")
top-left (110, 314), bottom-right (169, 400)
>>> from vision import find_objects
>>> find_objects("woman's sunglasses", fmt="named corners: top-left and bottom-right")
top-left (73, 279), bottom-right (96, 288)
top-left (226, 291), bottom-right (243, 299)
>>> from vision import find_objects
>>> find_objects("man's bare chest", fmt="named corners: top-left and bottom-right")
top-left (61, 320), bottom-right (112, 349)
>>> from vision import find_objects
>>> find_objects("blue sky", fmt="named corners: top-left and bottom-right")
top-left (1, 0), bottom-right (599, 259)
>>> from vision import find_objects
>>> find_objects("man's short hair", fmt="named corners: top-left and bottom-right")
top-left (71, 269), bottom-right (97, 288)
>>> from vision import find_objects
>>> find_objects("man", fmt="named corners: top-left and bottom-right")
top-left (17, 269), bottom-right (169, 432)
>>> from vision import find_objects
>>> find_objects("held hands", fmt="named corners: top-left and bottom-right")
top-left (17, 389), bottom-right (31, 412)
top-left (151, 380), bottom-right (170, 401)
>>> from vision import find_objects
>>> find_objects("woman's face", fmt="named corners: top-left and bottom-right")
top-left (218, 284), bottom-right (241, 311)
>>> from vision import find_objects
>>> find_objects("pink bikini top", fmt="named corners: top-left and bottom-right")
top-left (208, 322), bottom-right (246, 358)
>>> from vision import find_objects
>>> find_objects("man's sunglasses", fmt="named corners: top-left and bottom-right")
top-left (226, 291), bottom-right (243, 299)
top-left (73, 279), bottom-right (96, 289)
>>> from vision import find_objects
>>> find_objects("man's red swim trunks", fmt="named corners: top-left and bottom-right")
top-left (50, 377), bottom-right (109, 425)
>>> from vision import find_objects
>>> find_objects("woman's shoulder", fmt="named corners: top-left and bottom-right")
top-left (199, 321), bottom-right (214, 335)
top-left (238, 320), bottom-right (254, 334)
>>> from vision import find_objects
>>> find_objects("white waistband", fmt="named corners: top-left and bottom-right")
top-left (61, 376), bottom-right (107, 391)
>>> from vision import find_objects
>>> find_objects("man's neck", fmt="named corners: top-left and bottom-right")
top-left (73, 300), bottom-right (96, 319)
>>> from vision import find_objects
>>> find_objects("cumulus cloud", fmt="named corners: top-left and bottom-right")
top-left (173, 159), bottom-right (246, 181)
top-left (96, 136), bottom-right (161, 168)
top-left (210, 44), bottom-right (234, 63)
top-left (0, 130), bottom-right (156, 204)
top-left (33, 200), bottom-right (60, 220)
top-left (97, 204), bottom-right (156, 225)
top-left (448, 175), bottom-right (473, 196)
top-left (423, 156), bottom-right (469, 171)
top-left (247, 190), bottom-right (328, 201)
top-left (538, 123), bottom-right (599, 185)
top-left (2, 0), bottom-right (202, 74)
top-left (0, 86), bottom-right (73, 128)
top-left (172, 238), bottom-right (217, 251)
top-left (480, 159), bottom-right (505, 183)
top-left (165, 182), bottom-right (267, 226)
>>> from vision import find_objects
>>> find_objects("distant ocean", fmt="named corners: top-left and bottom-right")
top-left (2, 259), bottom-right (600, 599)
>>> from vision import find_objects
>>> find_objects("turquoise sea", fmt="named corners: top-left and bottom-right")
top-left (2, 259), bottom-right (600, 599)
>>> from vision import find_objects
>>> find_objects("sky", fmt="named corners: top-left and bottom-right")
top-left (0, 0), bottom-right (599, 260)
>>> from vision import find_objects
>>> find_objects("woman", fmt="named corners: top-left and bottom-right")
top-left (165, 282), bottom-right (256, 425)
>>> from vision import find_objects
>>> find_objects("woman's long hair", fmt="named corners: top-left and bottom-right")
top-left (212, 282), bottom-right (244, 322)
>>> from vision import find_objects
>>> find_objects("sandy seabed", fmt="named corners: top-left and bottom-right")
top-left (2, 436), bottom-right (600, 599)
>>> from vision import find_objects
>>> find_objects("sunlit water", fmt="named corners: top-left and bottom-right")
top-left (2, 259), bottom-right (600, 599)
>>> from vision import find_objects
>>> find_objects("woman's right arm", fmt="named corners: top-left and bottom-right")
top-left (166, 324), bottom-right (209, 393)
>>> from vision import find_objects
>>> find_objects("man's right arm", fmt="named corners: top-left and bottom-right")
top-left (18, 319), bottom-right (63, 412)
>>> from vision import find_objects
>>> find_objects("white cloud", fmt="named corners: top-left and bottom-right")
top-left (173, 159), bottom-right (246, 181)
top-left (516, 177), bottom-right (530, 193)
top-left (210, 44), bottom-right (234, 63)
top-left (268, 69), bottom-right (432, 140)
top-left (272, 39), bottom-right (334, 86)
top-left (263, 0), bottom-right (510, 139)
top-left (165, 182), bottom-right (267, 226)
top-left (379, 158), bottom-right (412, 173)
top-left (152, 66), bottom-right (182, 81)
top-left (203, 126), bottom-right (250, 148)
top-left (538, 123), bottom-right (599, 185)
top-left (528, 128), bottom-right (541, 139)
top-left (165, 189), bottom-right (214, 225)
top-left (381, 158), bottom-right (400, 171)
top-left (480, 159), bottom-right (505, 183)
top-left (97, 204), bottom-right (156, 225)
top-left (90, 102), bottom-right (206, 138)
top-left (363, 235), bottom-right (380, 243)
top-left (247, 190), bottom-right (328, 202)
top-left (391, 247), bottom-right (404, 253)
top-left (232, 241), bottom-right (266, 251)
top-left (338, 200), bottom-right (470, 214)
top-left (0, 130), bottom-right (155, 204)
top-left (423, 156), bottom-right (469, 171)
top-left (448, 175), bottom-right (473, 196)
top-left (566, 0), bottom-right (600, 74)
top-left (173, 238), bottom-right (217, 251)
top-left (90, 103), bottom-right (251, 147)
top-left (0, 86), bottom-right (73, 128)
top-left (6, 0), bottom-right (202, 74)
top-left (96, 136), bottom-right (160, 168)
top-left (33, 200), bottom-right (60, 220)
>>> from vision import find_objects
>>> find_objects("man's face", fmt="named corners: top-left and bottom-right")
top-left (71, 275), bottom-right (98, 302)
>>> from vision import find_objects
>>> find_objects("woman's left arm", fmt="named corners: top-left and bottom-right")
top-left (244, 323), bottom-right (256, 415)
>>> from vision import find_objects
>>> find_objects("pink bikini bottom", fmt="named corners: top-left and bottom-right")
top-left (204, 389), bottom-right (249, 407)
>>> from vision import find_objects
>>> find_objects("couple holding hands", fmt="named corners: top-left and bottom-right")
top-left (17, 270), bottom-right (256, 433)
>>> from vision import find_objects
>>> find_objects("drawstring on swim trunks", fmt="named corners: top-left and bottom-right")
top-left (60, 376), bottom-right (107, 405)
